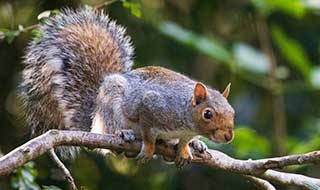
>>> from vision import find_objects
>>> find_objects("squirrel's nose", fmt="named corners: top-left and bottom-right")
top-left (224, 130), bottom-right (234, 142)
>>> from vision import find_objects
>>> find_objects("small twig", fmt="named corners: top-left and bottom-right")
top-left (244, 175), bottom-right (277, 190)
top-left (20, 24), bottom-right (38, 33)
top-left (48, 149), bottom-right (77, 190)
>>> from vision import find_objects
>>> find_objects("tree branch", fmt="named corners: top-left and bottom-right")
top-left (1, 130), bottom-right (320, 189)
top-left (244, 175), bottom-right (276, 190)
top-left (48, 149), bottom-right (77, 190)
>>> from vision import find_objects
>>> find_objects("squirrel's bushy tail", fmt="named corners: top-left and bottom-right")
top-left (19, 8), bottom-right (134, 158)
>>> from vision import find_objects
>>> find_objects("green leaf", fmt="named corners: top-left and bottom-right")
top-left (21, 169), bottom-right (35, 182)
top-left (51, 9), bottom-right (61, 15)
top-left (289, 132), bottom-right (320, 154)
top-left (271, 25), bottom-right (312, 81)
top-left (37, 10), bottom-right (51, 20)
top-left (10, 162), bottom-right (40, 190)
top-left (232, 127), bottom-right (271, 158)
top-left (157, 21), bottom-right (273, 89)
top-left (233, 42), bottom-right (271, 74)
top-left (122, 1), bottom-right (142, 18)
top-left (251, 0), bottom-right (306, 18)
top-left (18, 177), bottom-right (27, 190)
top-left (24, 162), bottom-right (35, 169)
top-left (5, 30), bottom-right (20, 44)
top-left (31, 28), bottom-right (42, 41)
top-left (158, 21), bottom-right (233, 65)
top-left (22, 162), bottom-right (38, 177)
top-left (24, 179), bottom-right (40, 190)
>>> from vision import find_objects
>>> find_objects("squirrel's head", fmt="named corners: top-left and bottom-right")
top-left (191, 82), bottom-right (235, 144)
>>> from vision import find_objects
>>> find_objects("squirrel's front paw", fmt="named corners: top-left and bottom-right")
top-left (175, 145), bottom-right (193, 169)
top-left (189, 139), bottom-right (208, 153)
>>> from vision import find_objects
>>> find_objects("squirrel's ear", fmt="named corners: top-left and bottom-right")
top-left (222, 83), bottom-right (231, 99)
top-left (192, 82), bottom-right (208, 106)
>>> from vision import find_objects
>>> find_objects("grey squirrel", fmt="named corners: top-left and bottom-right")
top-left (19, 8), bottom-right (235, 167)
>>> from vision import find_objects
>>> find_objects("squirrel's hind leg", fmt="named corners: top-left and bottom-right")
top-left (90, 74), bottom-right (129, 155)
top-left (136, 127), bottom-right (157, 164)
top-left (134, 90), bottom-right (168, 164)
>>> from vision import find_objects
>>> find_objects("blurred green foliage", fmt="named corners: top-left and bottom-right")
top-left (272, 25), bottom-right (312, 81)
top-left (122, 1), bottom-right (141, 18)
top-left (251, 0), bottom-right (306, 17)
top-left (10, 162), bottom-right (40, 190)
top-left (158, 21), bottom-right (233, 65)
top-left (1, 0), bottom-right (320, 189)
top-left (10, 162), bottom-right (62, 190)
top-left (232, 127), bottom-right (271, 158)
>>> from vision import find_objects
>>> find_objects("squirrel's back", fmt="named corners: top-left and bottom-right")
top-left (19, 8), bottom-right (134, 146)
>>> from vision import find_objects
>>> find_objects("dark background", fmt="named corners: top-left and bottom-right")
top-left (1, 0), bottom-right (320, 189)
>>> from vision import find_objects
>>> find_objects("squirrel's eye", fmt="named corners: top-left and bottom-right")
top-left (202, 108), bottom-right (213, 121)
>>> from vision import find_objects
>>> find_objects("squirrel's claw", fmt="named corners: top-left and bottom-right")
top-left (175, 152), bottom-right (193, 169)
top-left (136, 151), bottom-right (153, 164)
top-left (190, 139), bottom-right (208, 153)
top-left (175, 143), bottom-right (193, 168)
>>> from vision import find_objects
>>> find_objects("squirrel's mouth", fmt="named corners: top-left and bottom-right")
top-left (206, 130), bottom-right (234, 144)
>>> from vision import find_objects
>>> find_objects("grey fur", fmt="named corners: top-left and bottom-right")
top-left (99, 66), bottom-right (233, 138)
top-left (93, 66), bottom-right (234, 165)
